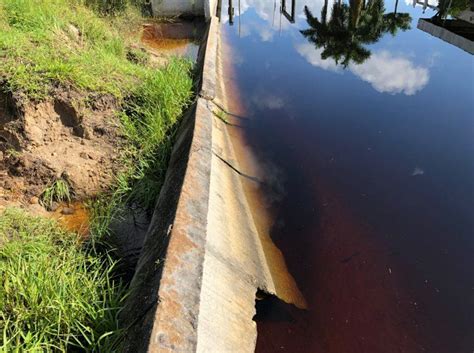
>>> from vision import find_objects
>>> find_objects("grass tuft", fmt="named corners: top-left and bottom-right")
top-left (40, 178), bottom-right (72, 209)
top-left (213, 109), bottom-right (229, 123)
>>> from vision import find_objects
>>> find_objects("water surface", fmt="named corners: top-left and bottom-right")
top-left (220, 1), bottom-right (474, 352)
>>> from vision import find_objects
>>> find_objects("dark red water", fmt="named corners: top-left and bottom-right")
top-left (221, 0), bottom-right (474, 352)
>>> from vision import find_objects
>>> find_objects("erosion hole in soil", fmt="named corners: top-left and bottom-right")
top-left (0, 130), bottom-right (21, 152)
top-left (0, 91), bottom-right (18, 125)
top-left (53, 99), bottom-right (85, 137)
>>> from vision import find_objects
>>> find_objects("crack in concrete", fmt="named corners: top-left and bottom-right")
top-left (212, 151), bottom-right (261, 183)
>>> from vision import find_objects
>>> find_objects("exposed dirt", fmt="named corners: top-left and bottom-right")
top-left (0, 88), bottom-right (125, 214)
top-left (0, 19), bottom-right (204, 225)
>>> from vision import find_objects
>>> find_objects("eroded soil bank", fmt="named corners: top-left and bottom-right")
top-left (0, 17), bottom-right (203, 281)
top-left (0, 89), bottom-right (123, 213)
top-left (0, 18), bottom-right (203, 226)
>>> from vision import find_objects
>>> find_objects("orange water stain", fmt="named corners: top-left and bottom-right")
top-left (51, 201), bottom-right (90, 239)
top-left (140, 22), bottom-right (204, 56)
top-left (142, 31), bottom-right (191, 51)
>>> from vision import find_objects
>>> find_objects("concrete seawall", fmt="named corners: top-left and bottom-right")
top-left (121, 9), bottom-right (305, 353)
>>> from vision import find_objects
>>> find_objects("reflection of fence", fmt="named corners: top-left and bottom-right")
top-left (282, 0), bottom-right (296, 23)
top-left (217, 0), bottom-right (297, 27)
top-left (412, 0), bottom-right (438, 12)
top-left (228, 0), bottom-right (233, 23)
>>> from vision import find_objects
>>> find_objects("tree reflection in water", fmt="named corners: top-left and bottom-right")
top-left (300, 0), bottom-right (412, 67)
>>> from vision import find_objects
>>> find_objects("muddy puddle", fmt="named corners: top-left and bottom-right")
top-left (51, 201), bottom-right (90, 238)
top-left (140, 20), bottom-right (207, 61)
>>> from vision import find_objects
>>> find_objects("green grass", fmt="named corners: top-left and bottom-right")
top-left (88, 59), bottom-right (194, 239)
top-left (0, 0), bottom-right (150, 99)
top-left (85, 0), bottom-right (127, 16)
top-left (0, 208), bottom-right (127, 351)
top-left (213, 108), bottom-right (229, 124)
top-left (40, 178), bottom-right (72, 209)
top-left (119, 60), bottom-right (194, 206)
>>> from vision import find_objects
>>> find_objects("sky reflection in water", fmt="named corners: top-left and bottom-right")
top-left (222, 0), bottom-right (473, 352)
top-left (222, 0), bottom-right (472, 96)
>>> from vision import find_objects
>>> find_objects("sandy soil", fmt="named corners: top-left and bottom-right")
top-left (0, 89), bottom-right (124, 214)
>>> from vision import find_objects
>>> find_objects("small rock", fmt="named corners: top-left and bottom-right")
top-left (83, 127), bottom-right (92, 140)
top-left (67, 24), bottom-right (81, 41)
top-left (79, 152), bottom-right (88, 159)
top-left (28, 204), bottom-right (48, 215)
top-left (49, 202), bottom-right (59, 211)
top-left (29, 196), bottom-right (39, 205)
top-left (21, 158), bottom-right (32, 169)
top-left (61, 207), bottom-right (74, 215)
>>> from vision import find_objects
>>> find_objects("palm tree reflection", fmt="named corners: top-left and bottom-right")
top-left (300, 0), bottom-right (412, 67)
top-left (383, 0), bottom-right (411, 35)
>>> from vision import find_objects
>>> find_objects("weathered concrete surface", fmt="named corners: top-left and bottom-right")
top-left (194, 102), bottom-right (273, 352)
top-left (120, 100), bottom-right (205, 352)
top-left (199, 17), bottom-right (218, 100)
top-left (151, 0), bottom-right (217, 18)
top-left (120, 19), bottom-right (219, 352)
top-left (121, 9), bottom-right (306, 353)
top-left (417, 19), bottom-right (474, 54)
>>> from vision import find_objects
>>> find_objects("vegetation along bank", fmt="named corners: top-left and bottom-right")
top-left (0, 0), bottom-right (195, 350)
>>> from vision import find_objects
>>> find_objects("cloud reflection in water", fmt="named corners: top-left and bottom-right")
top-left (297, 43), bottom-right (430, 95)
